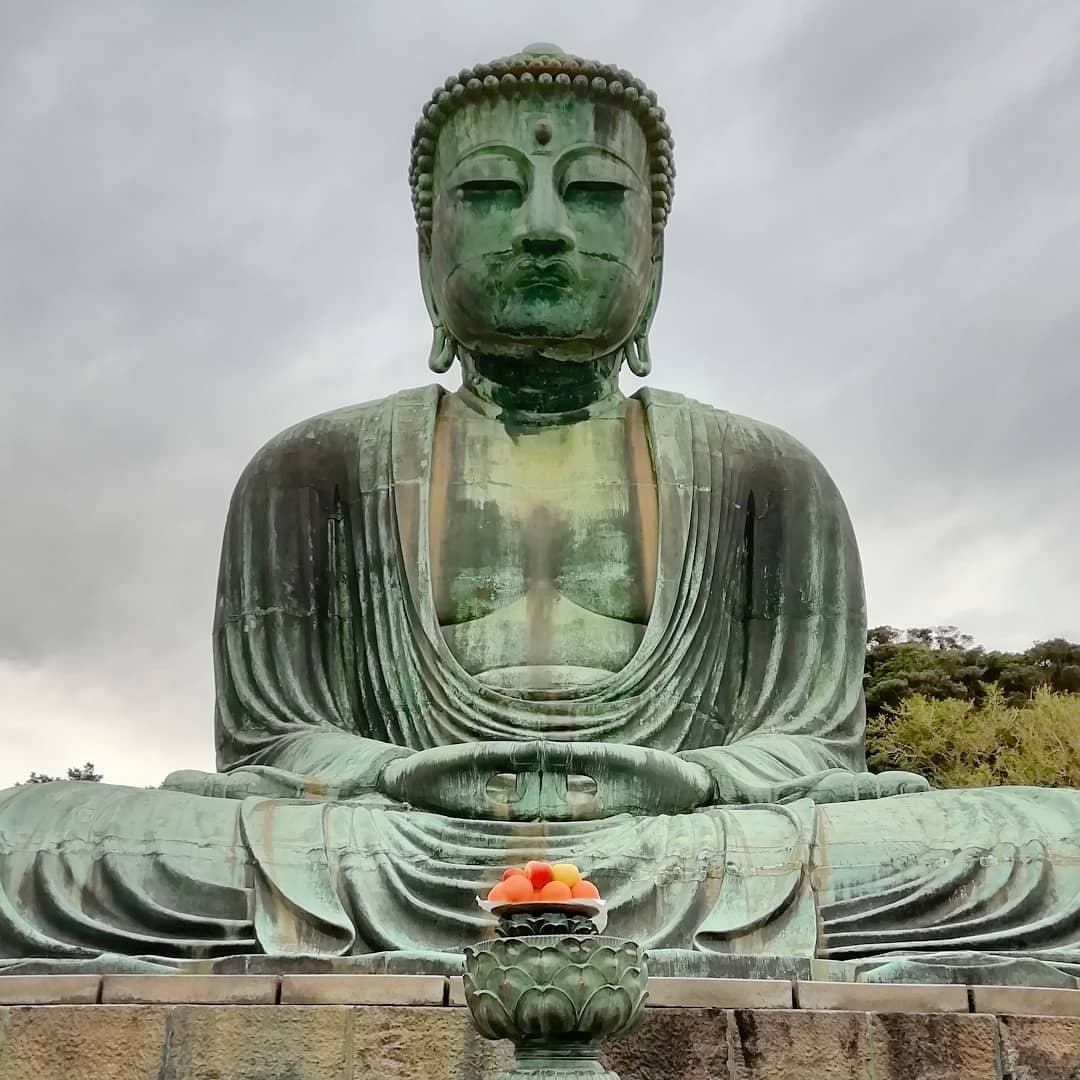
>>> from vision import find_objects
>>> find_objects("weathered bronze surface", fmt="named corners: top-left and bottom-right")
top-left (2, 44), bottom-right (1080, 986)
top-left (464, 936), bottom-right (647, 1080)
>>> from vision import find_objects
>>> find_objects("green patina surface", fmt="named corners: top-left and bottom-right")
top-left (464, 935), bottom-right (647, 1079)
top-left (1, 43), bottom-right (1080, 988)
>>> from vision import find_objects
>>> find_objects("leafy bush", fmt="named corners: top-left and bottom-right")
top-left (867, 688), bottom-right (1080, 788)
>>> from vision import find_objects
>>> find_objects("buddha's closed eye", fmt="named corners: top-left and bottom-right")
top-left (460, 179), bottom-right (522, 207)
top-left (562, 180), bottom-right (626, 207)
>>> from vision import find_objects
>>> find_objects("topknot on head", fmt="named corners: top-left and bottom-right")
top-left (409, 45), bottom-right (675, 252)
top-left (521, 42), bottom-right (566, 57)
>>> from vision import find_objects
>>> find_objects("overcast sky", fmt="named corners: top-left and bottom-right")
top-left (2, 1), bottom-right (1078, 787)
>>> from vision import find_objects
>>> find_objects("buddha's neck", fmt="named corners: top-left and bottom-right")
top-left (458, 350), bottom-right (623, 427)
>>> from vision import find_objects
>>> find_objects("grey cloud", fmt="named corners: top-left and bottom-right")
top-left (1, 0), bottom-right (1077, 785)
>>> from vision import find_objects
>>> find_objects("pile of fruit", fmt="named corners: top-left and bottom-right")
top-left (485, 861), bottom-right (601, 904)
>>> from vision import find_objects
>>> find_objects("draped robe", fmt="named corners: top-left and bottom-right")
top-left (212, 384), bottom-right (867, 794)
top-left (3, 386), bottom-right (1080, 982)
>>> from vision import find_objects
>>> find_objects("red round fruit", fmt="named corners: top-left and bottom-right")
top-left (525, 861), bottom-right (553, 888)
top-left (502, 866), bottom-right (525, 881)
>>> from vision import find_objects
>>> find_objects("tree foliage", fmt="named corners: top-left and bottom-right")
top-left (868, 688), bottom-right (1080, 789)
top-left (865, 626), bottom-right (1080, 716)
top-left (20, 762), bottom-right (103, 785)
top-left (864, 627), bottom-right (1080, 789)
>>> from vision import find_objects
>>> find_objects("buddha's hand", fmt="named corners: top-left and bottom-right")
top-left (537, 741), bottom-right (715, 821)
top-left (779, 768), bottom-right (930, 804)
top-left (376, 740), bottom-right (714, 821)
top-left (378, 741), bottom-right (547, 819)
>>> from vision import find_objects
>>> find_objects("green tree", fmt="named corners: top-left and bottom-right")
top-left (1027, 638), bottom-right (1080, 694)
top-left (864, 627), bottom-right (1080, 716)
top-left (21, 762), bottom-right (103, 784)
top-left (864, 625), bottom-right (986, 715)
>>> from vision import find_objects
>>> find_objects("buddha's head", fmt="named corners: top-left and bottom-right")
top-left (410, 45), bottom-right (674, 380)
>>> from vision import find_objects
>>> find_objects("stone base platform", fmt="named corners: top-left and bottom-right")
top-left (2, 975), bottom-right (1079, 1079)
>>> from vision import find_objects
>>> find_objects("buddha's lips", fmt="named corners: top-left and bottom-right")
top-left (508, 258), bottom-right (578, 290)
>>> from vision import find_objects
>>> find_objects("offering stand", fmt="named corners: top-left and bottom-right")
top-left (463, 895), bottom-right (648, 1080)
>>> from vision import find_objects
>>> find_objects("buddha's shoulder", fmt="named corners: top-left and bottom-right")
top-left (231, 386), bottom-right (439, 494)
top-left (643, 388), bottom-right (827, 469)
top-left (262, 385), bottom-right (435, 447)
top-left (243, 386), bottom-right (438, 466)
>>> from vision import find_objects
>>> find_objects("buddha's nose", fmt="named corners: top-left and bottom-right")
top-left (514, 179), bottom-right (574, 256)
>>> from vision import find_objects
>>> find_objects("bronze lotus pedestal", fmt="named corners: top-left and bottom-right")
top-left (463, 908), bottom-right (647, 1080)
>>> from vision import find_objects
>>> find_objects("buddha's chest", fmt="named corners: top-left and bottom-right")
top-left (428, 398), bottom-right (657, 682)
top-left (434, 468), bottom-right (650, 622)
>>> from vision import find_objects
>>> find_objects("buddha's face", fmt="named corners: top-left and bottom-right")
top-left (429, 94), bottom-right (655, 362)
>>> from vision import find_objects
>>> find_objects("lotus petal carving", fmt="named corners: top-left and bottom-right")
top-left (494, 964), bottom-right (534, 1003)
top-left (464, 934), bottom-right (648, 1044)
top-left (468, 988), bottom-right (517, 1040)
top-left (551, 961), bottom-right (606, 1001)
top-left (578, 984), bottom-right (635, 1035)
top-left (466, 949), bottom-right (499, 984)
top-left (527, 944), bottom-right (569, 985)
top-left (513, 984), bottom-right (579, 1036)
top-left (562, 937), bottom-right (594, 965)
top-left (586, 945), bottom-right (622, 984)
top-left (500, 938), bottom-right (530, 966)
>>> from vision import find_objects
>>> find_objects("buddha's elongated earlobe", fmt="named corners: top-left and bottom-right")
top-left (622, 240), bottom-right (663, 377)
top-left (625, 333), bottom-right (651, 377)
top-left (429, 323), bottom-right (456, 373)
top-left (420, 252), bottom-right (457, 374)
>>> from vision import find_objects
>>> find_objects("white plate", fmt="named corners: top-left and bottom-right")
top-left (475, 897), bottom-right (607, 932)
top-left (476, 898), bottom-right (605, 916)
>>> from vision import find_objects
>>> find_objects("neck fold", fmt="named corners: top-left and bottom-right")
top-left (458, 349), bottom-right (624, 429)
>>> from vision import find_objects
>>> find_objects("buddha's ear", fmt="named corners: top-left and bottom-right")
top-left (641, 236), bottom-right (665, 335)
top-left (419, 250), bottom-right (456, 374)
top-left (418, 249), bottom-right (439, 325)
top-left (622, 237), bottom-right (664, 377)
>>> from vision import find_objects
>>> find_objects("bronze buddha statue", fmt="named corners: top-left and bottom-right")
top-left (2, 45), bottom-right (1078, 988)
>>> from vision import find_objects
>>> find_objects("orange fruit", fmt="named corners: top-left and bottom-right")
top-left (571, 880), bottom-right (600, 900)
top-left (539, 880), bottom-right (573, 902)
top-left (503, 874), bottom-right (533, 903)
top-left (551, 864), bottom-right (581, 888)
top-left (533, 887), bottom-right (544, 900)
top-left (487, 881), bottom-right (510, 903)
top-left (525, 861), bottom-right (552, 888)
top-left (502, 867), bottom-right (525, 881)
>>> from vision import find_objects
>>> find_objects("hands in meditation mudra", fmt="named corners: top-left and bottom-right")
top-left (3, 43), bottom-right (1079, 987)
top-left (381, 741), bottom-right (715, 821)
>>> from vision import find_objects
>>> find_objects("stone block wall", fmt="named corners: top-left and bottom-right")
top-left (0, 975), bottom-right (1078, 1079)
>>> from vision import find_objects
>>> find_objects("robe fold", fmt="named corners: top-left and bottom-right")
top-left (211, 385), bottom-right (867, 792)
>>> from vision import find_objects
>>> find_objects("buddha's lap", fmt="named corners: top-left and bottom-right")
top-left (2, 780), bottom-right (1077, 880)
